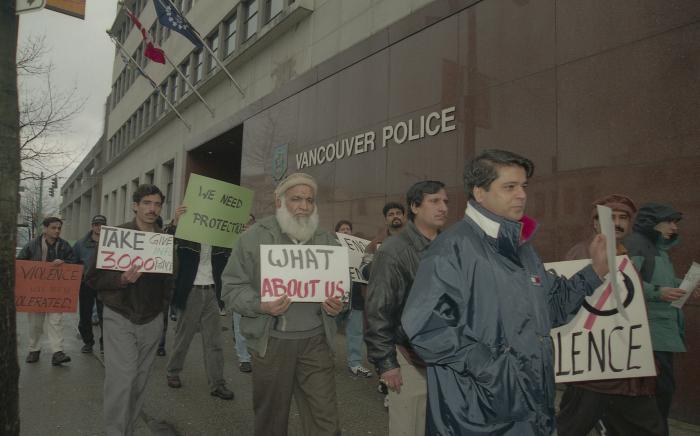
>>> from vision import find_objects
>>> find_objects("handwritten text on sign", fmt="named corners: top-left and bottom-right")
top-left (547, 256), bottom-right (655, 383)
top-left (15, 261), bottom-right (83, 313)
top-left (260, 245), bottom-right (350, 302)
top-left (97, 226), bottom-right (174, 274)
top-left (176, 174), bottom-right (254, 247)
top-left (336, 233), bottom-right (370, 284)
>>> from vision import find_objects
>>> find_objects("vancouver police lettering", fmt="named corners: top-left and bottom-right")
top-left (192, 185), bottom-right (246, 234)
top-left (100, 227), bottom-right (172, 271)
top-left (554, 324), bottom-right (644, 376)
top-left (261, 247), bottom-right (346, 299)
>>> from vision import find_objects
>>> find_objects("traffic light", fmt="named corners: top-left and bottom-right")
top-left (48, 177), bottom-right (58, 197)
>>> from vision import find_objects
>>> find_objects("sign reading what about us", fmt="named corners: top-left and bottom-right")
top-left (336, 233), bottom-right (371, 284)
top-left (546, 256), bottom-right (656, 383)
top-left (97, 226), bottom-right (174, 274)
top-left (260, 245), bottom-right (350, 303)
top-left (14, 260), bottom-right (82, 313)
top-left (176, 174), bottom-right (254, 247)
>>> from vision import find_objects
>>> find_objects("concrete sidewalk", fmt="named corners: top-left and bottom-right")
top-left (16, 312), bottom-right (700, 435)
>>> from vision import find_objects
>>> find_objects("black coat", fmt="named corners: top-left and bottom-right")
top-left (172, 239), bottom-right (231, 310)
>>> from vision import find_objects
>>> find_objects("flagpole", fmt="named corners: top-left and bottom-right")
top-left (163, 53), bottom-right (215, 117)
top-left (108, 32), bottom-right (191, 131)
top-left (118, 6), bottom-right (215, 117)
top-left (157, 0), bottom-right (245, 97)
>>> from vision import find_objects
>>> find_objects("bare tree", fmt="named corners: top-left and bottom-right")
top-left (0, 0), bottom-right (21, 434)
top-left (17, 35), bottom-right (85, 181)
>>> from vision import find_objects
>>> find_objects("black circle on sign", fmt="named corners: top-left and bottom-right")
top-left (582, 271), bottom-right (634, 316)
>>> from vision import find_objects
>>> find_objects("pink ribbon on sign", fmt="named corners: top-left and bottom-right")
top-left (583, 257), bottom-right (629, 330)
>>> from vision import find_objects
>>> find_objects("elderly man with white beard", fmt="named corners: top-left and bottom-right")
top-left (222, 172), bottom-right (344, 436)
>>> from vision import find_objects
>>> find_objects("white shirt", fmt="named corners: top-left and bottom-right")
top-left (193, 243), bottom-right (215, 286)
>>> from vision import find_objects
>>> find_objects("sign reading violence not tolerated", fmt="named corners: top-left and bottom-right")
top-left (547, 256), bottom-right (656, 383)
top-left (260, 245), bottom-right (350, 303)
top-left (96, 226), bottom-right (174, 274)
top-left (176, 173), bottom-right (254, 248)
top-left (14, 261), bottom-right (83, 312)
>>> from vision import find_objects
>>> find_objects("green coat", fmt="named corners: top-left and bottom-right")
top-left (624, 203), bottom-right (685, 353)
top-left (221, 215), bottom-right (342, 357)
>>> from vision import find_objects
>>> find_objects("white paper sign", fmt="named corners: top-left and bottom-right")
top-left (671, 261), bottom-right (700, 309)
top-left (260, 245), bottom-right (350, 302)
top-left (548, 256), bottom-right (656, 383)
top-left (336, 233), bottom-right (371, 284)
top-left (96, 226), bottom-right (174, 274)
top-left (596, 205), bottom-right (628, 320)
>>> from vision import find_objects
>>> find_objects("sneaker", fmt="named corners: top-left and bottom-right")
top-left (25, 351), bottom-right (40, 363)
top-left (166, 375), bottom-right (182, 388)
top-left (157, 347), bottom-right (166, 357)
top-left (239, 362), bottom-right (252, 373)
top-left (51, 351), bottom-right (71, 366)
top-left (211, 385), bottom-right (234, 400)
top-left (219, 307), bottom-right (226, 316)
top-left (81, 344), bottom-right (93, 354)
top-left (377, 381), bottom-right (388, 395)
top-left (349, 365), bottom-right (373, 378)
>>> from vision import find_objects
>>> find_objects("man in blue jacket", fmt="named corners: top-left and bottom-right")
top-left (402, 149), bottom-right (609, 435)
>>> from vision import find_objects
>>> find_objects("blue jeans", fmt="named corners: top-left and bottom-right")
top-left (345, 309), bottom-right (365, 368)
top-left (232, 312), bottom-right (251, 363)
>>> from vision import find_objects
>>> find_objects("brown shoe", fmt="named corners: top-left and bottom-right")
top-left (210, 385), bottom-right (234, 400)
top-left (25, 351), bottom-right (40, 363)
top-left (51, 351), bottom-right (71, 366)
top-left (166, 375), bottom-right (181, 388)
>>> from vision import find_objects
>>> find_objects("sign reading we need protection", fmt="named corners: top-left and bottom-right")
top-left (176, 174), bottom-right (253, 247)
top-left (96, 226), bottom-right (174, 274)
top-left (14, 261), bottom-right (82, 313)
top-left (547, 256), bottom-right (656, 383)
top-left (260, 245), bottom-right (350, 303)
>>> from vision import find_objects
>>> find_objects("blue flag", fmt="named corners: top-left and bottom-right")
top-left (153, 0), bottom-right (203, 47)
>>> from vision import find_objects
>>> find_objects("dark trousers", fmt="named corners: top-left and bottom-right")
top-left (557, 385), bottom-right (664, 436)
top-left (654, 351), bottom-right (675, 436)
top-left (78, 283), bottom-right (103, 348)
top-left (252, 335), bottom-right (339, 436)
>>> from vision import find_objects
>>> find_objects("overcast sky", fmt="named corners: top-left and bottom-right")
top-left (18, 0), bottom-right (120, 176)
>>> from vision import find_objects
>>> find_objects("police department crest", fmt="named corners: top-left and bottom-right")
top-left (272, 144), bottom-right (288, 182)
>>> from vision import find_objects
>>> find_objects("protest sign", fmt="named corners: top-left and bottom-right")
top-left (260, 245), bottom-right (350, 302)
top-left (96, 226), bottom-right (173, 274)
top-left (15, 261), bottom-right (82, 313)
top-left (176, 174), bottom-right (253, 247)
top-left (671, 261), bottom-right (700, 309)
top-left (547, 256), bottom-right (656, 383)
top-left (336, 233), bottom-right (371, 284)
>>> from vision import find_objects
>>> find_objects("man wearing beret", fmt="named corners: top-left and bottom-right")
top-left (222, 173), bottom-right (344, 436)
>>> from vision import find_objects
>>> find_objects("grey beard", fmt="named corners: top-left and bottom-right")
top-left (276, 205), bottom-right (319, 243)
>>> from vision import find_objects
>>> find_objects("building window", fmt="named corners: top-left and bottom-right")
top-left (179, 59), bottom-right (190, 98)
top-left (265, 0), bottom-right (283, 22)
top-left (207, 32), bottom-right (219, 72)
top-left (224, 14), bottom-right (237, 57)
top-left (245, 0), bottom-right (258, 41)
top-left (193, 49), bottom-right (203, 83)
top-left (169, 73), bottom-right (177, 103)
top-left (160, 82), bottom-right (168, 113)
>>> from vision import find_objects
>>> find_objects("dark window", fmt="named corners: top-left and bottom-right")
top-left (245, 0), bottom-right (258, 40)
top-left (224, 14), bottom-right (237, 57)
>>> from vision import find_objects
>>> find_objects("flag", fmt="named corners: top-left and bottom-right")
top-left (153, 0), bottom-right (203, 48)
top-left (124, 7), bottom-right (166, 64)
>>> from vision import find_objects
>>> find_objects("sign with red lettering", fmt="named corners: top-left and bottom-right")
top-left (336, 233), bottom-right (370, 284)
top-left (14, 261), bottom-right (82, 313)
top-left (96, 226), bottom-right (174, 274)
top-left (547, 256), bottom-right (656, 382)
top-left (260, 245), bottom-right (350, 302)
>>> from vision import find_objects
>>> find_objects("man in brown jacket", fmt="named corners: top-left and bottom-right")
top-left (557, 194), bottom-right (664, 436)
top-left (87, 184), bottom-right (174, 436)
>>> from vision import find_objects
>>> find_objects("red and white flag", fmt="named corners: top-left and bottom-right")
top-left (125, 7), bottom-right (166, 64)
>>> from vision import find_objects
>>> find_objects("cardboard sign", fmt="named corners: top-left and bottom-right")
top-left (176, 174), bottom-right (254, 247)
top-left (336, 233), bottom-right (371, 284)
top-left (260, 245), bottom-right (350, 302)
top-left (96, 226), bottom-right (173, 274)
top-left (671, 261), bottom-right (700, 309)
top-left (547, 256), bottom-right (656, 383)
top-left (14, 261), bottom-right (82, 313)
